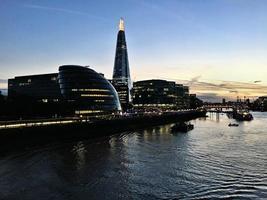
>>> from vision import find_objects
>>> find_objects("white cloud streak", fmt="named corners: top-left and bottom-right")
top-left (24, 4), bottom-right (109, 22)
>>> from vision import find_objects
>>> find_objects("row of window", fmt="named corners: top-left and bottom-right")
top-left (80, 94), bottom-right (114, 97)
top-left (71, 88), bottom-right (110, 92)
top-left (134, 104), bottom-right (176, 107)
top-left (75, 110), bottom-right (104, 114)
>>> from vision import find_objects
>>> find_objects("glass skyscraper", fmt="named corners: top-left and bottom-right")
top-left (112, 18), bottom-right (132, 110)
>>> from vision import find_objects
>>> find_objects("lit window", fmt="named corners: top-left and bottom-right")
top-left (19, 83), bottom-right (30, 86)
top-left (81, 94), bottom-right (113, 97)
top-left (75, 110), bottom-right (103, 114)
top-left (95, 100), bottom-right (105, 102)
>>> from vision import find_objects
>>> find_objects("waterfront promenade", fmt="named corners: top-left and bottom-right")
top-left (0, 109), bottom-right (203, 130)
top-left (0, 109), bottom-right (206, 152)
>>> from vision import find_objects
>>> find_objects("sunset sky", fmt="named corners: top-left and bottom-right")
top-left (1, 0), bottom-right (267, 101)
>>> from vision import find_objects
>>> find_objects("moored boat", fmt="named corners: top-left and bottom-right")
top-left (171, 122), bottom-right (194, 133)
top-left (233, 110), bottom-right (253, 121)
top-left (228, 123), bottom-right (239, 127)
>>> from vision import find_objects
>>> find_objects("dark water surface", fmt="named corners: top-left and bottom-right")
top-left (0, 112), bottom-right (267, 199)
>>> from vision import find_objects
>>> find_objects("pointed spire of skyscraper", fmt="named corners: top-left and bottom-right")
top-left (112, 18), bottom-right (132, 111)
top-left (119, 17), bottom-right (125, 31)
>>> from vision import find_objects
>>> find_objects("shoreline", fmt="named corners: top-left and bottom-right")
top-left (0, 110), bottom-right (206, 153)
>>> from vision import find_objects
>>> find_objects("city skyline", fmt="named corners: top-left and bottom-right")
top-left (1, 0), bottom-right (267, 101)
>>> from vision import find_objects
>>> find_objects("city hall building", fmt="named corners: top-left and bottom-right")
top-left (8, 65), bottom-right (121, 117)
top-left (58, 65), bottom-right (121, 116)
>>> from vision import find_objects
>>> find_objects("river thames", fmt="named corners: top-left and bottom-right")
top-left (0, 112), bottom-right (266, 199)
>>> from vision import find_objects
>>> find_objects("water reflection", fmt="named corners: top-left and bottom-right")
top-left (72, 141), bottom-right (87, 171)
top-left (0, 112), bottom-right (267, 199)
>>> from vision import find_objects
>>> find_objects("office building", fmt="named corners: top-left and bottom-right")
top-left (112, 18), bottom-right (132, 110)
top-left (8, 73), bottom-right (61, 102)
top-left (133, 79), bottom-right (191, 110)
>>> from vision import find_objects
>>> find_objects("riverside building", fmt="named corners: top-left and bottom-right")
top-left (58, 65), bottom-right (121, 116)
top-left (132, 79), bottom-right (191, 111)
top-left (112, 18), bottom-right (132, 111)
top-left (7, 66), bottom-right (121, 118)
top-left (8, 73), bottom-right (61, 103)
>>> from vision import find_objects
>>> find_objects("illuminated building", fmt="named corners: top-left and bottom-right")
top-left (112, 18), bottom-right (132, 110)
top-left (8, 73), bottom-right (61, 102)
top-left (58, 65), bottom-right (121, 116)
top-left (133, 79), bottom-right (191, 110)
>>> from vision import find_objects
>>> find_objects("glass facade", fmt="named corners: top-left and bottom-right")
top-left (112, 18), bottom-right (132, 110)
top-left (133, 79), bottom-right (190, 110)
top-left (8, 73), bottom-right (61, 102)
top-left (58, 65), bottom-right (121, 116)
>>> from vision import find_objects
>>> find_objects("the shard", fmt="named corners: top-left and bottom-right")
top-left (112, 18), bottom-right (132, 110)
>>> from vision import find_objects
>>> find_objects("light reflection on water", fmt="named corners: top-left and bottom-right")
top-left (0, 112), bottom-right (267, 199)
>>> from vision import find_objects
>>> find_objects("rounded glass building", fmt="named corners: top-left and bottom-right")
top-left (58, 65), bottom-right (121, 116)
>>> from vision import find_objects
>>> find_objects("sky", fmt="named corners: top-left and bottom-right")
top-left (0, 0), bottom-right (267, 102)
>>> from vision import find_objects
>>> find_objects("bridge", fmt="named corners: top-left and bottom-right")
top-left (203, 104), bottom-right (249, 113)
top-left (203, 105), bottom-right (234, 113)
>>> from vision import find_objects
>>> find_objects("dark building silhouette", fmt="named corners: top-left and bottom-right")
top-left (59, 65), bottom-right (121, 116)
top-left (132, 79), bottom-right (191, 110)
top-left (5, 66), bottom-right (121, 119)
top-left (176, 84), bottom-right (190, 108)
top-left (189, 94), bottom-right (203, 109)
top-left (112, 18), bottom-right (132, 111)
top-left (6, 74), bottom-right (62, 119)
top-left (8, 73), bottom-right (61, 102)
top-left (251, 96), bottom-right (267, 111)
top-left (0, 91), bottom-right (3, 102)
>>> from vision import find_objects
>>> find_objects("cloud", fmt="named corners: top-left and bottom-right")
top-left (24, 4), bottom-right (109, 22)
top-left (0, 79), bottom-right (7, 83)
top-left (188, 75), bottom-right (201, 85)
top-left (0, 79), bottom-right (7, 90)
top-left (135, 0), bottom-right (207, 30)
top-left (196, 92), bottom-right (222, 103)
top-left (229, 90), bottom-right (238, 94)
top-left (157, 75), bottom-right (267, 101)
top-left (194, 81), bottom-right (267, 95)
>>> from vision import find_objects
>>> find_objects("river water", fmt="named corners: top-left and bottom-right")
top-left (0, 112), bottom-right (266, 199)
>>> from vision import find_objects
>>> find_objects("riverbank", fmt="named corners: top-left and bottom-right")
top-left (0, 112), bottom-right (266, 199)
top-left (0, 110), bottom-right (206, 152)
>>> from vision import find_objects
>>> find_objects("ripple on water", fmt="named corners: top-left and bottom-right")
top-left (0, 112), bottom-right (267, 199)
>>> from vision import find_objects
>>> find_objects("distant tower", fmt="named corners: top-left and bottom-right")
top-left (112, 18), bottom-right (132, 110)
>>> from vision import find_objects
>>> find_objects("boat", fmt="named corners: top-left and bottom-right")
top-left (233, 110), bottom-right (253, 121)
top-left (228, 123), bottom-right (239, 127)
top-left (171, 122), bottom-right (194, 133)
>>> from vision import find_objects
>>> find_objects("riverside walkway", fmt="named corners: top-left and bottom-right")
top-left (0, 109), bottom-right (200, 130)
top-left (0, 109), bottom-right (206, 152)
